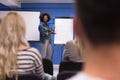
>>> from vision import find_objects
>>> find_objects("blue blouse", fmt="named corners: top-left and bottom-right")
top-left (38, 24), bottom-right (52, 44)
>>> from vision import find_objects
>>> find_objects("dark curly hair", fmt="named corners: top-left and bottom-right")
top-left (39, 13), bottom-right (50, 22)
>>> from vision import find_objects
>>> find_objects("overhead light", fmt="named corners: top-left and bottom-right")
top-left (0, 0), bottom-right (21, 8)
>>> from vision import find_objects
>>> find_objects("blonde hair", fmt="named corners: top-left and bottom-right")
top-left (74, 36), bottom-right (83, 57)
top-left (0, 12), bottom-right (29, 80)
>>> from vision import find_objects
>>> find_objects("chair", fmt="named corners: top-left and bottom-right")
top-left (59, 61), bottom-right (83, 73)
top-left (42, 58), bottom-right (53, 75)
top-left (57, 71), bottom-right (77, 80)
top-left (6, 74), bottom-right (42, 80)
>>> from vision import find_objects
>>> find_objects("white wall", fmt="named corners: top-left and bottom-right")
top-left (0, 11), bottom-right (40, 41)
top-left (54, 18), bottom-right (73, 45)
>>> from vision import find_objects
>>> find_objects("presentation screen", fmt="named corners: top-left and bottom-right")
top-left (54, 17), bottom-right (73, 45)
top-left (0, 11), bottom-right (40, 41)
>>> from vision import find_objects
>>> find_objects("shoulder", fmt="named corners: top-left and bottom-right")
top-left (28, 47), bottom-right (40, 54)
top-left (68, 72), bottom-right (104, 80)
top-left (68, 72), bottom-right (90, 80)
top-left (39, 25), bottom-right (43, 28)
top-left (67, 40), bottom-right (75, 44)
top-left (65, 40), bottom-right (74, 47)
top-left (39, 24), bottom-right (44, 28)
top-left (67, 72), bottom-right (82, 80)
top-left (26, 47), bottom-right (42, 59)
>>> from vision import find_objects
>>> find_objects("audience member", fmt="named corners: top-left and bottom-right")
top-left (63, 36), bottom-right (83, 62)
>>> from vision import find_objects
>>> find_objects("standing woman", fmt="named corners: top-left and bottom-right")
top-left (38, 13), bottom-right (55, 59)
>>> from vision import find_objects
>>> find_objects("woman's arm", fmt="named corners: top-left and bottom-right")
top-left (38, 25), bottom-right (48, 36)
top-left (48, 25), bottom-right (56, 34)
top-left (51, 25), bottom-right (55, 31)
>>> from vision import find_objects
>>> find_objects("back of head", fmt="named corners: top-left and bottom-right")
top-left (0, 12), bottom-right (28, 80)
top-left (76, 0), bottom-right (120, 46)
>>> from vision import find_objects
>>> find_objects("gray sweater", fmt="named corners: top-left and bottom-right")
top-left (63, 41), bottom-right (82, 62)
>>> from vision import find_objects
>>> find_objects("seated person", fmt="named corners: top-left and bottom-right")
top-left (0, 12), bottom-right (55, 80)
top-left (63, 36), bottom-right (83, 62)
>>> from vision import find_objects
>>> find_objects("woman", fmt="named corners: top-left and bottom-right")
top-left (38, 13), bottom-right (55, 59)
top-left (0, 12), bottom-right (45, 80)
top-left (63, 36), bottom-right (83, 62)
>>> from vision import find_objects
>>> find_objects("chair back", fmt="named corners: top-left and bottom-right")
top-left (42, 58), bottom-right (53, 75)
top-left (57, 71), bottom-right (77, 80)
top-left (6, 74), bottom-right (42, 80)
top-left (59, 61), bottom-right (83, 73)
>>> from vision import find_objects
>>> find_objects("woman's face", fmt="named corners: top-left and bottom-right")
top-left (43, 15), bottom-right (48, 22)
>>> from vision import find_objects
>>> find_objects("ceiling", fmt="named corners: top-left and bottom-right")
top-left (20, 0), bottom-right (75, 3)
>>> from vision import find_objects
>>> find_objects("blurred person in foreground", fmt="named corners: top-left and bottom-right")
top-left (69, 0), bottom-right (120, 80)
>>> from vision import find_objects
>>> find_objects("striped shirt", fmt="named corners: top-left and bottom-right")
top-left (17, 47), bottom-right (44, 79)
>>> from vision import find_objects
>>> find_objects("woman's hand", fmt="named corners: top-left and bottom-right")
top-left (52, 25), bottom-right (55, 30)
top-left (49, 31), bottom-right (56, 34)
